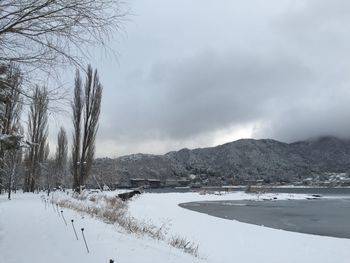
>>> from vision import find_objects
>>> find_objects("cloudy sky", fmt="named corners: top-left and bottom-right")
top-left (50, 0), bottom-right (350, 157)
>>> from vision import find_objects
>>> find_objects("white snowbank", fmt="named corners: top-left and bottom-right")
top-left (128, 191), bottom-right (350, 263)
top-left (2, 190), bottom-right (350, 263)
top-left (0, 193), bottom-right (202, 263)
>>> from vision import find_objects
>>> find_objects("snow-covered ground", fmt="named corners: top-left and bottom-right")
top-left (128, 191), bottom-right (350, 263)
top-left (0, 193), bottom-right (201, 263)
top-left (1, 191), bottom-right (350, 263)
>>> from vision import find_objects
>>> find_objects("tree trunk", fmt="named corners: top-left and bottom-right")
top-left (7, 164), bottom-right (15, 200)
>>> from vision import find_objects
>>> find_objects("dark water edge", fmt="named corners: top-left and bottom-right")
top-left (146, 186), bottom-right (350, 196)
top-left (179, 197), bottom-right (350, 239)
top-left (261, 187), bottom-right (350, 196)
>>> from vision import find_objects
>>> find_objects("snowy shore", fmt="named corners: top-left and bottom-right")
top-left (1, 191), bottom-right (350, 263)
top-left (128, 191), bottom-right (350, 263)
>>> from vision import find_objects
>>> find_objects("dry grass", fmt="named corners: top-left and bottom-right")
top-left (51, 191), bottom-right (199, 257)
top-left (52, 193), bottom-right (127, 224)
top-left (169, 235), bottom-right (199, 256)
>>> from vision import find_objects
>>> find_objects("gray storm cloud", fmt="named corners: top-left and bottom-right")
top-left (101, 52), bottom-right (313, 139)
top-left (87, 0), bottom-right (350, 156)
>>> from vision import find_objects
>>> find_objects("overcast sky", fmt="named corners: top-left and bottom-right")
top-left (49, 0), bottom-right (350, 157)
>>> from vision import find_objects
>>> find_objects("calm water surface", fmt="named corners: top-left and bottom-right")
top-left (180, 196), bottom-right (350, 239)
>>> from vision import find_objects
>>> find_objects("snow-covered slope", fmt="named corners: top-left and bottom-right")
top-left (0, 193), bottom-right (201, 263)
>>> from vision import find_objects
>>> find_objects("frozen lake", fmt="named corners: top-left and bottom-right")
top-left (180, 198), bottom-right (350, 239)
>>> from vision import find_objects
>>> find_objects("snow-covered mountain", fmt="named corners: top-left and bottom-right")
top-left (92, 136), bottom-right (350, 185)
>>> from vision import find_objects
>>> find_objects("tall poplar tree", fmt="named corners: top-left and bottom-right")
top-left (72, 65), bottom-right (102, 192)
top-left (24, 86), bottom-right (49, 192)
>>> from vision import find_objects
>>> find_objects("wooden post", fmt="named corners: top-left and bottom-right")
top-left (81, 228), bottom-right (89, 253)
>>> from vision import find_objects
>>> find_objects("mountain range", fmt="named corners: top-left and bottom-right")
top-left (91, 136), bottom-right (350, 186)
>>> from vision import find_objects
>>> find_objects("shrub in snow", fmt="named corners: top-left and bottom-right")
top-left (51, 191), bottom-right (199, 257)
top-left (169, 235), bottom-right (199, 257)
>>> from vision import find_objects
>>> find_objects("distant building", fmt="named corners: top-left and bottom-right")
top-left (340, 178), bottom-right (350, 187)
top-left (244, 179), bottom-right (258, 185)
top-left (178, 179), bottom-right (190, 187)
top-left (165, 179), bottom-right (180, 187)
top-left (303, 178), bottom-right (313, 186)
top-left (319, 181), bottom-right (332, 187)
top-left (164, 179), bottom-right (191, 188)
top-left (256, 179), bottom-right (264, 185)
top-left (147, 179), bottom-right (161, 188)
top-left (130, 178), bottom-right (147, 188)
top-left (231, 178), bottom-right (245, 185)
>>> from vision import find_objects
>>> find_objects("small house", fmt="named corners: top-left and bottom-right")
top-left (147, 179), bottom-right (161, 188)
top-left (130, 178), bottom-right (146, 188)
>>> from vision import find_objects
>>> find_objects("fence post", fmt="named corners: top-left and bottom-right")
top-left (60, 210), bottom-right (67, 226)
top-left (81, 228), bottom-right (90, 253)
top-left (71, 220), bottom-right (79, 240)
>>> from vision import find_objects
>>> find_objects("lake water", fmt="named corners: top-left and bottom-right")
top-left (179, 196), bottom-right (350, 239)
top-left (147, 187), bottom-right (350, 196)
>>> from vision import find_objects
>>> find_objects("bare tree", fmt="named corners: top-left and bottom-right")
top-left (0, 1), bottom-right (125, 194)
top-left (24, 86), bottom-right (49, 192)
top-left (1, 64), bottom-right (22, 134)
top-left (53, 126), bottom-right (68, 188)
top-left (2, 147), bottom-right (22, 199)
top-left (0, 64), bottom-right (23, 194)
top-left (72, 71), bottom-right (83, 191)
top-left (0, 0), bottom-right (126, 71)
top-left (42, 158), bottom-right (55, 196)
top-left (72, 65), bottom-right (102, 192)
